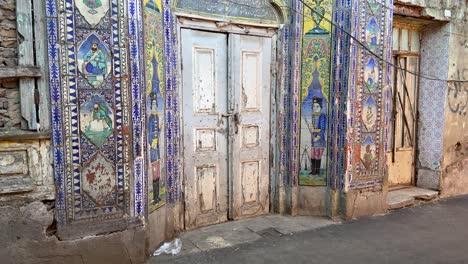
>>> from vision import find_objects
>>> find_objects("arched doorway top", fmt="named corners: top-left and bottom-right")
top-left (174, 0), bottom-right (286, 25)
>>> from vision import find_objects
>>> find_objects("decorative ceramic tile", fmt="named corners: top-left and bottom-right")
top-left (77, 33), bottom-right (112, 88)
top-left (346, 0), bottom-right (391, 187)
top-left (175, 0), bottom-right (279, 23)
top-left (80, 94), bottom-right (114, 147)
top-left (280, 25), bottom-right (291, 186)
top-left (128, 0), bottom-right (146, 216)
top-left (418, 24), bottom-right (450, 171)
top-left (47, 0), bottom-right (136, 225)
top-left (328, 0), bottom-right (352, 190)
top-left (162, 0), bottom-right (175, 202)
top-left (291, 0), bottom-right (303, 186)
top-left (143, 0), bottom-right (166, 212)
top-left (75, 0), bottom-right (110, 27)
top-left (298, 0), bottom-right (334, 186)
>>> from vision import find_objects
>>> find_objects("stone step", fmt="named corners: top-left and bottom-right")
top-left (387, 192), bottom-right (415, 209)
top-left (387, 187), bottom-right (439, 210)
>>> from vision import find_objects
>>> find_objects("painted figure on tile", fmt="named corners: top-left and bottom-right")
top-left (80, 95), bottom-right (114, 147)
top-left (149, 92), bottom-right (161, 204)
top-left (366, 18), bottom-right (380, 50)
top-left (364, 58), bottom-right (378, 91)
top-left (147, 49), bottom-right (163, 206)
top-left (300, 53), bottom-right (329, 184)
top-left (144, 0), bottom-right (166, 210)
top-left (299, 0), bottom-right (333, 185)
top-left (360, 136), bottom-right (376, 171)
top-left (362, 96), bottom-right (377, 131)
top-left (310, 97), bottom-right (327, 175)
top-left (84, 41), bottom-right (107, 76)
top-left (83, 0), bottom-right (102, 9)
top-left (91, 100), bottom-right (113, 130)
top-left (363, 144), bottom-right (373, 170)
top-left (78, 34), bottom-right (111, 88)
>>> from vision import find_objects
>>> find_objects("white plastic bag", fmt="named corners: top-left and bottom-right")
top-left (153, 238), bottom-right (182, 256)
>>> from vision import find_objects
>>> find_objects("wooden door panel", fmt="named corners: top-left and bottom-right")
top-left (182, 29), bottom-right (228, 229)
top-left (231, 34), bottom-right (271, 219)
top-left (387, 56), bottom-right (418, 186)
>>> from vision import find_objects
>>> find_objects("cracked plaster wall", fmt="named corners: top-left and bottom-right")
top-left (440, 0), bottom-right (468, 197)
top-left (404, 0), bottom-right (468, 194)
top-left (341, 186), bottom-right (386, 220)
top-left (0, 201), bottom-right (147, 264)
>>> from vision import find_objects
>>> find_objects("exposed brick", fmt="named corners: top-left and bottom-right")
top-left (1, 80), bottom-right (18, 89)
top-left (0, 47), bottom-right (16, 58)
top-left (0, 28), bottom-right (16, 38)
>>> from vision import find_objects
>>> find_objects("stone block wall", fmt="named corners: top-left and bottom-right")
top-left (0, 79), bottom-right (21, 128)
top-left (0, 0), bottom-right (21, 129)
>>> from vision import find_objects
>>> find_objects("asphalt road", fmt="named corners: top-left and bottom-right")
top-left (150, 195), bottom-right (468, 264)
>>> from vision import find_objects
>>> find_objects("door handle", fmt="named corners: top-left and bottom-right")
top-left (233, 113), bottom-right (240, 134)
top-left (221, 113), bottom-right (240, 134)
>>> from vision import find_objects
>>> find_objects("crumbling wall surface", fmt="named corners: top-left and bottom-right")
top-left (0, 0), bottom-right (21, 129)
top-left (340, 186), bottom-right (387, 220)
top-left (0, 201), bottom-right (148, 264)
top-left (440, 2), bottom-right (468, 198)
top-left (395, 0), bottom-right (461, 20)
top-left (297, 186), bottom-right (327, 216)
top-left (0, 140), bottom-right (148, 263)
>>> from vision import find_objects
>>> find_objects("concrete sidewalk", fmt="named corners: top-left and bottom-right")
top-left (150, 195), bottom-right (468, 264)
top-left (151, 215), bottom-right (336, 261)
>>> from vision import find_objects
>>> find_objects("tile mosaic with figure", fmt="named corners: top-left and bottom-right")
top-left (299, 0), bottom-right (333, 186)
top-left (77, 33), bottom-right (112, 88)
top-left (144, 0), bottom-right (166, 211)
top-left (349, 0), bottom-right (388, 184)
top-left (80, 94), bottom-right (114, 147)
top-left (48, 0), bottom-right (131, 223)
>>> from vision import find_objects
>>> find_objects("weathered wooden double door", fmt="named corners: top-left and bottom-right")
top-left (181, 29), bottom-right (272, 229)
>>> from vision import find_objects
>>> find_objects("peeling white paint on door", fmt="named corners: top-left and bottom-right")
top-left (182, 28), bottom-right (272, 229)
top-left (182, 29), bottom-right (229, 229)
top-left (231, 34), bottom-right (271, 219)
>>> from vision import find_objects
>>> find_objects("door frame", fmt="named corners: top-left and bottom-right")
top-left (388, 54), bottom-right (420, 188)
top-left (176, 14), bottom-right (281, 229)
top-left (387, 21), bottom-right (422, 188)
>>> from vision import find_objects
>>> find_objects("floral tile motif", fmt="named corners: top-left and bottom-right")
top-left (417, 25), bottom-right (450, 171)
top-left (75, 0), bottom-right (110, 27)
top-left (82, 153), bottom-right (116, 206)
